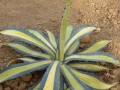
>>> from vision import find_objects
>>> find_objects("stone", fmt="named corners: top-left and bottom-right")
top-left (0, 84), bottom-right (3, 90)
top-left (100, 62), bottom-right (106, 66)
top-left (5, 79), bottom-right (18, 88)
top-left (13, 86), bottom-right (19, 90)
top-left (110, 87), bottom-right (117, 90)
top-left (94, 28), bottom-right (101, 34)
top-left (111, 70), bottom-right (116, 75)
top-left (18, 82), bottom-right (26, 90)
top-left (80, 35), bottom-right (90, 43)
top-left (105, 73), bottom-right (110, 77)
top-left (21, 73), bottom-right (32, 82)
top-left (110, 75), bottom-right (115, 79)
top-left (4, 87), bottom-right (11, 90)
top-left (30, 81), bottom-right (34, 86)
top-left (109, 9), bottom-right (114, 13)
top-left (80, 44), bottom-right (86, 49)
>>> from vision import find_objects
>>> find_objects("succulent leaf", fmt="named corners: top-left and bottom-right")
top-left (18, 58), bottom-right (38, 62)
top-left (61, 65), bottom-right (91, 90)
top-left (80, 40), bottom-right (111, 54)
top-left (39, 61), bottom-right (61, 90)
top-left (65, 52), bottom-right (119, 65)
top-left (0, 0), bottom-right (119, 89)
top-left (0, 28), bottom-right (55, 57)
top-left (46, 31), bottom-right (57, 49)
top-left (6, 58), bottom-right (38, 67)
top-left (65, 25), bottom-right (80, 55)
top-left (66, 41), bottom-right (80, 55)
top-left (71, 68), bottom-right (118, 89)
top-left (65, 25), bottom-right (74, 43)
top-left (58, 0), bottom-right (71, 61)
top-left (69, 63), bottom-right (110, 72)
top-left (64, 26), bottom-right (96, 54)
top-left (0, 60), bottom-right (52, 83)
top-left (28, 29), bottom-right (56, 52)
top-left (4, 42), bottom-right (52, 59)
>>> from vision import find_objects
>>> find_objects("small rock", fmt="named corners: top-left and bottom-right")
top-left (110, 75), bottom-right (115, 79)
top-left (96, 10), bottom-right (99, 13)
top-left (21, 73), bottom-right (32, 82)
top-left (110, 70), bottom-right (116, 75)
top-left (0, 84), bottom-right (3, 90)
top-left (4, 87), bottom-right (11, 90)
top-left (13, 86), bottom-right (19, 90)
top-left (105, 73), bottom-right (110, 77)
top-left (18, 82), bottom-right (26, 90)
top-left (100, 62), bottom-right (106, 66)
top-left (110, 87), bottom-right (117, 90)
top-left (35, 75), bottom-right (38, 78)
top-left (94, 28), bottom-right (101, 34)
top-left (80, 44), bottom-right (86, 49)
top-left (107, 15), bottom-right (112, 19)
top-left (33, 78), bottom-right (38, 82)
top-left (30, 81), bottom-right (34, 86)
top-left (80, 35), bottom-right (90, 43)
top-left (109, 9), bottom-right (114, 13)
top-left (5, 79), bottom-right (18, 88)
top-left (11, 80), bottom-right (18, 88)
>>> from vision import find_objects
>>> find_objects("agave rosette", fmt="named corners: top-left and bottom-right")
top-left (0, 0), bottom-right (120, 90)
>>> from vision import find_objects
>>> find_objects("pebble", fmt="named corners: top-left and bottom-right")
top-left (105, 73), bottom-right (110, 77)
top-left (30, 81), bottom-right (34, 86)
top-left (80, 44), bottom-right (86, 49)
top-left (110, 87), bottom-right (117, 90)
top-left (100, 62), bottom-right (106, 66)
top-left (21, 73), bottom-right (32, 82)
top-left (110, 75), bottom-right (115, 79)
top-left (94, 28), bottom-right (101, 34)
top-left (13, 86), bottom-right (19, 90)
top-left (4, 87), bottom-right (11, 90)
top-left (109, 9), bottom-right (114, 13)
top-left (18, 82), bottom-right (26, 90)
top-left (5, 79), bottom-right (18, 88)
top-left (0, 84), bottom-right (3, 90)
top-left (110, 70), bottom-right (116, 75)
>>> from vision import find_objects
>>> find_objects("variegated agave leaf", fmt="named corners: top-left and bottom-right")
top-left (0, 0), bottom-right (120, 90)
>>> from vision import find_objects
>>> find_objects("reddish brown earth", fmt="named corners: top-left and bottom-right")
top-left (0, 0), bottom-right (120, 90)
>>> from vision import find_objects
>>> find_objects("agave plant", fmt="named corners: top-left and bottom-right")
top-left (0, 0), bottom-right (120, 90)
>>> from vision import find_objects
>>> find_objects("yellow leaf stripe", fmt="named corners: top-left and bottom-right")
top-left (40, 61), bottom-right (61, 90)
top-left (18, 58), bottom-right (37, 62)
top-left (69, 63), bottom-right (109, 72)
top-left (47, 31), bottom-right (57, 49)
top-left (43, 61), bottom-right (59, 90)
top-left (65, 25), bottom-right (73, 43)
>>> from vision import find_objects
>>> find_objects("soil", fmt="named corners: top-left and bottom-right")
top-left (0, 0), bottom-right (120, 90)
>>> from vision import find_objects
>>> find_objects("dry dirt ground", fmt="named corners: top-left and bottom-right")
top-left (0, 0), bottom-right (120, 90)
